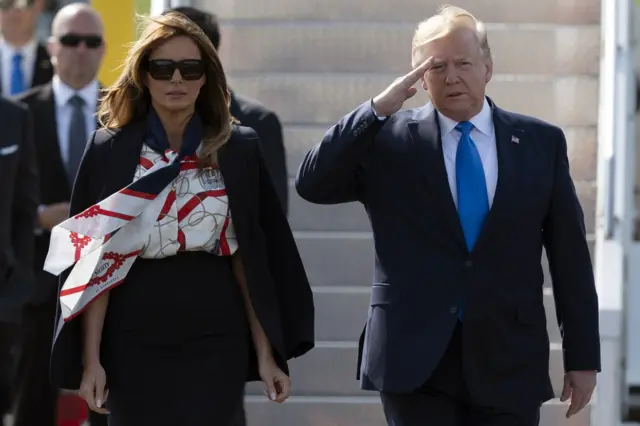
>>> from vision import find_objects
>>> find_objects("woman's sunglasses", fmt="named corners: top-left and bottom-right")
top-left (147, 59), bottom-right (205, 81)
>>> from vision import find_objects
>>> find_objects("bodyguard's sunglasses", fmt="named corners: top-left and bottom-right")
top-left (147, 59), bottom-right (205, 81)
top-left (59, 34), bottom-right (103, 49)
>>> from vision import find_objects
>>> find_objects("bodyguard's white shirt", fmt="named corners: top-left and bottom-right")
top-left (51, 75), bottom-right (99, 165)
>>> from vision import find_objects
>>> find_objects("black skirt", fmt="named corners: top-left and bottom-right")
top-left (101, 252), bottom-right (250, 426)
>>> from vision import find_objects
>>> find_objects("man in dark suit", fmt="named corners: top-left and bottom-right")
top-left (296, 5), bottom-right (600, 426)
top-left (168, 6), bottom-right (288, 214)
top-left (10, 3), bottom-right (105, 426)
top-left (0, 97), bottom-right (38, 423)
top-left (0, 0), bottom-right (52, 413)
top-left (0, 0), bottom-right (53, 95)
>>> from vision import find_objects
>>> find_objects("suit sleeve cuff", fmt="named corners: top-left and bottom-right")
top-left (370, 99), bottom-right (387, 121)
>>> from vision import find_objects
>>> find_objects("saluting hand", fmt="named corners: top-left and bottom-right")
top-left (372, 57), bottom-right (434, 117)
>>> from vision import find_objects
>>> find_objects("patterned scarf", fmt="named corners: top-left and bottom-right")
top-left (44, 108), bottom-right (204, 321)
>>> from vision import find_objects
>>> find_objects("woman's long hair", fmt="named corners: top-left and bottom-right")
top-left (97, 12), bottom-right (233, 165)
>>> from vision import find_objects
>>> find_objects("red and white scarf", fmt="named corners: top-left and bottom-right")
top-left (44, 150), bottom-right (188, 321)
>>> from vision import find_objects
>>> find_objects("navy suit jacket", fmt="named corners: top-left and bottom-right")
top-left (295, 98), bottom-right (600, 409)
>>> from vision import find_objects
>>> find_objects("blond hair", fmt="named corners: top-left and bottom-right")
top-left (97, 12), bottom-right (233, 166)
top-left (411, 5), bottom-right (491, 67)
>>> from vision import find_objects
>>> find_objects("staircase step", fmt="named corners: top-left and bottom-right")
top-left (284, 125), bottom-right (598, 182)
top-left (220, 23), bottom-right (599, 75)
top-left (227, 74), bottom-right (598, 127)
top-left (245, 343), bottom-right (566, 397)
top-left (294, 233), bottom-right (595, 289)
top-left (199, 0), bottom-right (599, 24)
top-left (311, 287), bottom-right (561, 342)
top-left (289, 180), bottom-right (597, 233)
top-left (244, 397), bottom-right (591, 426)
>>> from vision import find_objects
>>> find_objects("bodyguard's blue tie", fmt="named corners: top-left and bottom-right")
top-left (455, 121), bottom-right (489, 320)
top-left (10, 53), bottom-right (25, 95)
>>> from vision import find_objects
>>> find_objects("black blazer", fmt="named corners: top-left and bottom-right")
top-left (50, 121), bottom-right (315, 390)
top-left (16, 83), bottom-right (100, 305)
top-left (229, 90), bottom-right (288, 214)
top-left (296, 98), bottom-right (600, 410)
top-left (0, 43), bottom-right (53, 95)
top-left (0, 97), bottom-right (38, 323)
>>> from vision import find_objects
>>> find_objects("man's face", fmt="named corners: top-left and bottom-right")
top-left (0, 0), bottom-right (41, 41)
top-left (48, 11), bottom-right (105, 84)
top-left (416, 27), bottom-right (492, 121)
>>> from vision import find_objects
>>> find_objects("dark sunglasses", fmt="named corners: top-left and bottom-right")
top-left (59, 34), bottom-right (103, 49)
top-left (147, 59), bottom-right (205, 81)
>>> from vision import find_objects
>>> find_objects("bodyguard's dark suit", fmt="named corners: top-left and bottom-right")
top-left (17, 83), bottom-right (77, 305)
top-left (0, 43), bottom-right (53, 95)
top-left (50, 122), bottom-right (314, 392)
top-left (296, 99), bottom-right (600, 419)
top-left (10, 83), bottom-right (97, 426)
top-left (230, 90), bottom-right (288, 213)
top-left (0, 97), bottom-right (38, 417)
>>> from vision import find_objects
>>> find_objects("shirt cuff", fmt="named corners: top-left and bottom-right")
top-left (370, 99), bottom-right (387, 121)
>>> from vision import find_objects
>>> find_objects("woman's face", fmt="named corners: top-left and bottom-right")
top-left (145, 35), bottom-right (205, 112)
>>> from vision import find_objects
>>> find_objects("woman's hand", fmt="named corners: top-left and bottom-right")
top-left (79, 362), bottom-right (110, 414)
top-left (258, 356), bottom-right (291, 403)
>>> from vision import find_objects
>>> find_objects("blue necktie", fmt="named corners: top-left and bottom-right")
top-left (10, 53), bottom-right (24, 95)
top-left (455, 121), bottom-right (489, 320)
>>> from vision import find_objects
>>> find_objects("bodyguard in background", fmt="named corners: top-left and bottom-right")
top-left (0, 0), bottom-right (51, 413)
top-left (11, 4), bottom-right (105, 426)
top-left (0, 96), bottom-right (37, 426)
top-left (0, 0), bottom-right (53, 95)
top-left (168, 6), bottom-right (289, 214)
top-left (296, 5), bottom-right (600, 425)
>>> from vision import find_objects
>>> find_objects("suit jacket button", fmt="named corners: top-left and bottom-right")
top-left (450, 306), bottom-right (458, 314)
top-left (465, 260), bottom-right (473, 267)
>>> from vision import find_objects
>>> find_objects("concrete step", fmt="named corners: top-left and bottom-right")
top-left (288, 180), bottom-right (597, 233)
top-left (197, 0), bottom-right (599, 24)
top-left (311, 287), bottom-right (561, 343)
top-left (227, 74), bottom-right (598, 127)
top-left (284, 125), bottom-right (598, 182)
top-left (244, 397), bottom-right (591, 426)
top-left (220, 23), bottom-right (599, 76)
top-left (294, 233), bottom-right (595, 289)
top-left (245, 342), bottom-right (566, 397)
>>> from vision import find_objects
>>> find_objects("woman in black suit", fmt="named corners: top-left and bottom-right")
top-left (43, 12), bottom-right (314, 425)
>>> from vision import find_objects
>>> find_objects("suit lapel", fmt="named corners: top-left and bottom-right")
top-left (37, 84), bottom-right (71, 193)
top-left (408, 106), bottom-right (466, 251)
top-left (471, 101), bottom-right (524, 253)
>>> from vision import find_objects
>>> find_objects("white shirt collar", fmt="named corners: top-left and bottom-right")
top-left (0, 37), bottom-right (38, 58)
top-left (52, 75), bottom-right (99, 109)
top-left (437, 98), bottom-right (493, 137)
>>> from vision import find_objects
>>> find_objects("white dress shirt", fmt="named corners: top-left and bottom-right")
top-left (373, 98), bottom-right (499, 208)
top-left (0, 37), bottom-right (38, 95)
top-left (51, 75), bottom-right (99, 166)
top-left (438, 99), bottom-right (498, 208)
